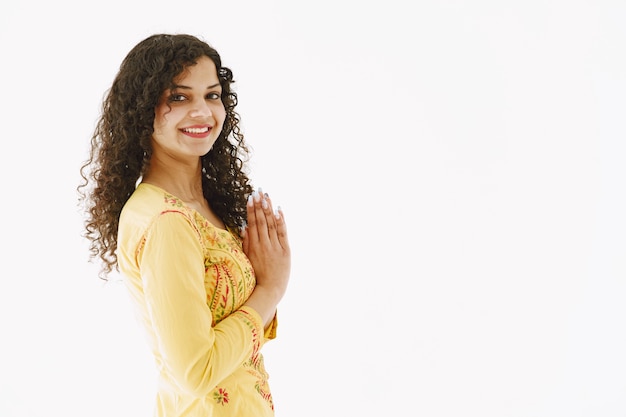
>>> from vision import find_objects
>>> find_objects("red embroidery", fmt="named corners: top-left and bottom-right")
top-left (213, 387), bottom-right (229, 405)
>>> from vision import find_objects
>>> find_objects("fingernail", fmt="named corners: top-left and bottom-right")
top-left (253, 191), bottom-right (261, 202)
top-left (274, 208), bottom-right (280, 219)
top-left (247, 194), bottom-right (254, 206)
top-left (262, 198), bottom-right (268, 209)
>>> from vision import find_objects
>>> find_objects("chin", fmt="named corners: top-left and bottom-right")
top-left (199, 142), bottom-right (218, 156)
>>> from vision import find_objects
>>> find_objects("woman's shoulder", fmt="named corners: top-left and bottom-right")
top-left (117, 183), bottom-right (200, 273)
top-left (119, 183), bottom-right (193, 232)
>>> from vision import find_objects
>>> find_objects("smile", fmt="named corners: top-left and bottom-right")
top-left (181, 127), bottom-right (211, 134)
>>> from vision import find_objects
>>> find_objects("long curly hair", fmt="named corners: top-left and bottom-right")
top-left (78, 34), bottom-right (253, 279)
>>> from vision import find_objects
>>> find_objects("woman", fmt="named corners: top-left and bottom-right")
top-left (78, 33), bottom-right (291, 417)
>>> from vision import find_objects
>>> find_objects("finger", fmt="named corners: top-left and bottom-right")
top-left (246, 193), bottom-right (259, 243)
top-left (274, 206), bottom-right (290, 251)
top-left (262, 193), bottom-right (278, 240)
top-left (253, 190), bottom-right (270, 244)
top-left (241, 221), bottom-right (249, 253)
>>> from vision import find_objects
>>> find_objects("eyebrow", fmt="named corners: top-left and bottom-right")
top-left (171, 83), bottom-right (221, 90)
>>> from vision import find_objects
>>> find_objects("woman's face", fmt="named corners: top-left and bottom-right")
top-left (152, 56), bottom-right (226, 162)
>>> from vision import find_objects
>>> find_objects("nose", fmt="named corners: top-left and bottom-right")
top-left (189, 99), bottom-right (212, 118)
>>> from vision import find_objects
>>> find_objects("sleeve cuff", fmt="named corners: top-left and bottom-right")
top-left (263, 311), bottom-right (278, 341)
top-left (236, 306), bottom-right (278, 344)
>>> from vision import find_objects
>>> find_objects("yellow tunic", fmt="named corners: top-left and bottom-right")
top-left (117, 183), bottom-right (277, 417)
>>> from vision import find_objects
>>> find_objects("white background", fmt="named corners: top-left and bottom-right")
top-left (0, 1), bottom-right (625, 416)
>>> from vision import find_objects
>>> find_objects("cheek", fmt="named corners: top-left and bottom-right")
top-left (153, 105), bottom-right (181, 133)
top-left (153, 106), bottom-right (168, 131)
top-left (216, 103), bottom-right (227, 123)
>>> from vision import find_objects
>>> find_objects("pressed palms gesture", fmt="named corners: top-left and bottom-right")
top-left (242, 190), bottom-right (291, 326)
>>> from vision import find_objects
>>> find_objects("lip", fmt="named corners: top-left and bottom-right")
top-left (180, 124), bottom-right (212, 138)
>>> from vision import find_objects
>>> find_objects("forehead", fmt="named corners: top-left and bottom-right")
top-left (173, 56), bottom-right (220, 85)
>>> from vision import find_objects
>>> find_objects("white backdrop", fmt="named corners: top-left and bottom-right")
top-left (0, 1), bottom-right (624, 416)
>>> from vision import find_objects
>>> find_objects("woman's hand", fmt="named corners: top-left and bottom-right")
top-left (242, 189), bottom-right (291, 327)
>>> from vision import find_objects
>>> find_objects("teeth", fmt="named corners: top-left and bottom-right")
top-left (182, 127), bottom-right (209, 134)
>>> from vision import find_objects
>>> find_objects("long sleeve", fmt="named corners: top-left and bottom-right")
top-left (138, 211), bottom-right (264, 398)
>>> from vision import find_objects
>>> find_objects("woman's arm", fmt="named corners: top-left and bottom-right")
top-left (139, 212), bottom-right (264, 397)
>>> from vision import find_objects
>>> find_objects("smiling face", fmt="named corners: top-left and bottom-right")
top-left (152, 56), bottom-right (226, 163)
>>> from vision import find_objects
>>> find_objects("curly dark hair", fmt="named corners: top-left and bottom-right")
top-left (78, 33), bottom-right (253, 279)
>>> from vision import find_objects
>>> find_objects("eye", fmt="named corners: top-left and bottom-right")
top-left (168, 94), bottom-right (186, 102)
top-left (206, 92), bottom-right (221, 100)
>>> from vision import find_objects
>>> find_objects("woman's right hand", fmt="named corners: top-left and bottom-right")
top-left (242, 189), bottom-right (291, 327)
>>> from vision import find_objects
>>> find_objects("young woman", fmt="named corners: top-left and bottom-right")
top-left (78, 33), bottom-right (291, 417)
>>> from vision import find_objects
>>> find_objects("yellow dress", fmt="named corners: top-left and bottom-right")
top-left (117, 183), bottom-right (277, 417)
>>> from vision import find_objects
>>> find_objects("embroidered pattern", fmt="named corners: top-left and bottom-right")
top-left (255, 380), bottom-right (274, 411)
top-left (197, 214), bottom-right (256, 324)
top-left (213, 387), bottom-right (229, 405)
top-left (233, 309), bottom-right (261, 361)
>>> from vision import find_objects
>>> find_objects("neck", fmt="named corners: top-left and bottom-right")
top-left (142, 154), bottom-right (205, 202)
